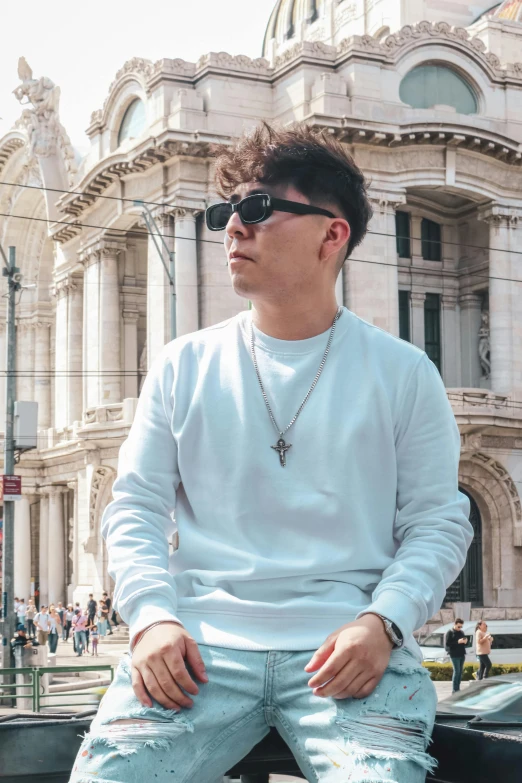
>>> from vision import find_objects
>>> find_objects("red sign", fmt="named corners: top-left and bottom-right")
top-left (2, 475), bottom-right (22, 500)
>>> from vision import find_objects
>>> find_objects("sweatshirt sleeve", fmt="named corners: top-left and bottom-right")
top-left (101, 347), bottom-right (183, 646)
top-left (357, 352), bottom-right (473, 642)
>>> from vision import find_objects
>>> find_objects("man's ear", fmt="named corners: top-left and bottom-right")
top-left (320, 217), bottom-right (351, 264)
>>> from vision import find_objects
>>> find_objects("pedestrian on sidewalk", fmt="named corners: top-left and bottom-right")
top-left (445, 618), bottom-right (468, 692)
top-left (64, 604), bottom-right (74, 642)
top-left (101, 592), bottom-right (114, 634)
top-left (16, 598), bottom-right (27, 631)
top-left (34, 605), bottom-right (51, 647)
top-left (26, 601), bottom-right (36, 638)
top-left (87, 622), bottom-right (100, 656)
top-left (48, 607), bottom-right (61, 654)
top-left (97, 603), bottom-right (107, 637)
top-left (476, 621), bottom-right (494, 680)
top-left (87, 594), bottom-right (97, 627)
top-left (72, 608), bottom-right (88, 657)
top-left (56, 602), bottom-right (65, 637)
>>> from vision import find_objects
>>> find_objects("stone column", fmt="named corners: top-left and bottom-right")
top-left (147, 211), bottom-right (172, 367)
top-left (478, 206), bottom-right (522, 396)
top-left (47, 486), bottom-right (66, 605)
top-left (174, 208), bottom-right (199, 338)
top-left (67, 274), bottom-right (84, 423)
top-left (53, 278), bottom-right (69, 429)
top-left (344, 194), bottom-right (405, 336)
top-left (123, 310), bottom-right (139, 399)
top-left (38, 489), bottom-right (50, 606)
top-left (80, 238), bottom-right (124, 408)
top-left (441, 293), bottom-right (460, 387)
top-left (34, 321), bottom-right (51, 429)
top-left (99, 241), bottom-right (123, 404)
top-left (459, 293), bottom-right (483, 388)
top-left (16, 322), bottom-right (34, 403)
top-left (14, 494), bottom-right (31, 601)
top-left (67, 480), bottom-right (78, 603)
top-left (410, 292), bottom-right (426, 351)
top-left (0, 323), bottom-right (6, 428)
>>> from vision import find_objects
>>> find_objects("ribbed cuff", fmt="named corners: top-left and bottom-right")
top-left (355, 589), bottom-right (422, 643)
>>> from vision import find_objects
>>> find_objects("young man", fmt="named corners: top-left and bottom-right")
top-left (34, 605), bottom-right (51, 647)
top-left (102, 590), bottom-right (114, 634)
top-left (87, 594), bottom-right (97, 626)
top-left (445, 618), bottom-right (468, 692)
top-left (71, 123), bottom-right (473, 783)
top-left (72, 608), bottom-right (88, 657)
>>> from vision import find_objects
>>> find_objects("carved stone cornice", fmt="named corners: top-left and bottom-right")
top-left (122, 310), bottom-right (140, 324)
top-left (368, 191), bottom-right (407, 213)
top-left (78, 235), bottom-right (126, 266)
top-left (410, 292), bottom-right (427, 306)
top-left (47, 485), bottom-right (69, 498)
top-left (51, 272), bottom-right (83, 300)
top-left (458, 293), bottom-right (482, 309)
top-left (477, 204), bottom-right (520, 228)
top-left (336, 21), bottom-right (522, 84)
top-left (441, 293), bottom-right (459, 309)
top-left (171, 206), bottom-right (203, 221)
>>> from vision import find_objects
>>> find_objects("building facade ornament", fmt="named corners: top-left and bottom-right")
top-left (13, 57), bottom-right (77, 182)
top-left (78, 235), bottom-right (126, 266)
top-left (478, 309), bottom-right (491, 380)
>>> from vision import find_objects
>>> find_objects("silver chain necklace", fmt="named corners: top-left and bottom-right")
top-left (250, 307), bottom-right (343, 467)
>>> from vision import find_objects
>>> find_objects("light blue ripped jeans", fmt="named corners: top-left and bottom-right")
top-left (69, 644), bottom-right (437, 783)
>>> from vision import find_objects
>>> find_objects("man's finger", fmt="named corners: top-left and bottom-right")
top-left (352, 677), bottom-right (378, 700)
top-left (313, 660), bottom-right (362, 698)
top-left (163, 652), bottom-right (200, 698)
top-left (334, 671), bottom-right (371, 700)
top-left (150, 659), bottom-right (195, 708)
top-left (307, 648), bottom-right (353, 688)
top-left (131, 666), bottom-right (152, 708)
top-left (141, 665), bottom-right (185, 711)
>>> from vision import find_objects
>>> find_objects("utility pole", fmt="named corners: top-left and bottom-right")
top-left (135, 202), bottom-right (176, 341)
top-left (0, 244), bottom-right (21, 672)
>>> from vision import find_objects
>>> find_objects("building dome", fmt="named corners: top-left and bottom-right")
top-left (493, 0), bottom-right (522, 21)
top-left (263, 0), bottom-right (335, 58)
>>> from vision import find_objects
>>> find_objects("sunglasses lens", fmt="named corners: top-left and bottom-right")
top-left (206, 203), bottom-right (232, 230)
top-left (240, 195), bottom-right (266, 223)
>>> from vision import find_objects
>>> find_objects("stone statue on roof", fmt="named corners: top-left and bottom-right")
top-left (13, 56), bottom-right (76, 180)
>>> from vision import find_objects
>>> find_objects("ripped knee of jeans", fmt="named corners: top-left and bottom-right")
top-left (334, 712), bottom-right (437, 776)
top-left (80, 711), bottom-right (194, 758)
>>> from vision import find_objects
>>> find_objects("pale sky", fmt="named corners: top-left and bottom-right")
top-left (0, 0), bottom-right (276, 152)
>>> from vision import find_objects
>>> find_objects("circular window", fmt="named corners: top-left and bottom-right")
top-left (400, 65), bottom-right (478, 115)
top-left (117, 99), bottom-right (146, 146)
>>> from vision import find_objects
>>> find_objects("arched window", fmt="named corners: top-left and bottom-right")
top-left (445, 489), bottom-right (483, 605)
top-left (117, 99), bottom-right (146, 147)
top-left (400, 65), bottom-right (478, 115)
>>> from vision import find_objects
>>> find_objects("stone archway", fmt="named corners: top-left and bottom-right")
top-left (458, 452), bottom-right (522, 606)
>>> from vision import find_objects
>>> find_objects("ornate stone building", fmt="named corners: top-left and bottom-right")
top-left (1, 1), bottom-right (522, 626)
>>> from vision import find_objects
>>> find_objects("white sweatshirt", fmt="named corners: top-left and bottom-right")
top-left (102, 307), bottom-right (473, 661)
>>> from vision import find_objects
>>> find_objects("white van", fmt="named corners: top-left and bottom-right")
top-left (419, 619), bottom-right (522, 665)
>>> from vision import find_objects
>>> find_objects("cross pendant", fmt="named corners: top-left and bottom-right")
top-left (271, 437), bottom-right (292, 468)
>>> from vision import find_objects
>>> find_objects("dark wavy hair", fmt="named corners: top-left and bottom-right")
top-left (212, 122), bottom-right (373, 263)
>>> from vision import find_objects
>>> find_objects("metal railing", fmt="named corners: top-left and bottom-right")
top-left (0, 664), bottom-right (114, 712)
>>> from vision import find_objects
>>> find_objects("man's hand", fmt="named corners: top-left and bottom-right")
top-left (458, 637), bottom-right (467, 644)
top-left (304, 614), bottom-right (393, 700)
top-left (131, 622), bottom-right (208, 711)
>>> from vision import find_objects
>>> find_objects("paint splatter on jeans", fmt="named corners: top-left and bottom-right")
top-left (69, 644), bottom-right (437, 783)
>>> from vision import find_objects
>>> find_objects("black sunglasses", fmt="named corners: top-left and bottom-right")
top-left (205, 193), bottom-right (336, 231)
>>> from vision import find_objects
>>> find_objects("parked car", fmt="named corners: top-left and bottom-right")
top-left (427, 673), bottom-right (522, 783)
top-left (420, 619), bottom-right (522, 664)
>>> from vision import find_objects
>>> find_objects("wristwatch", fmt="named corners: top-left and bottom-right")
top-left (363, 612), bottom-right (404, 649)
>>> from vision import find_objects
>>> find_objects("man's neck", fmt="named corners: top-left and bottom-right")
top-left (251, 298), bottom-right (340, 341)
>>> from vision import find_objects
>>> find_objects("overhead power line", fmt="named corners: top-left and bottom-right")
top-left (1, 179), bottom-right (522, 258)
top-left (1, 211), bottom-right (522, 289)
